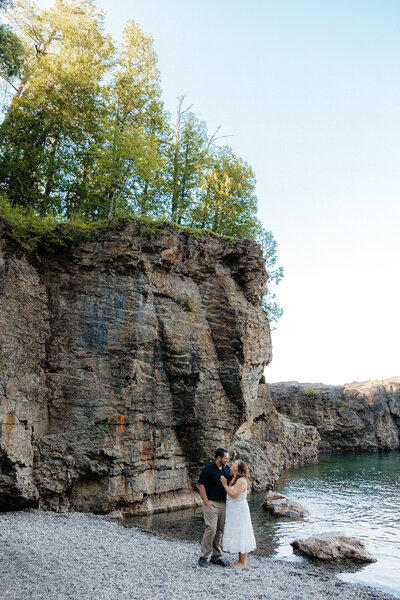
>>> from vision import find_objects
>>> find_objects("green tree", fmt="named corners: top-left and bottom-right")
top-left (87, 19), bottom-right (168, 220)
top-left (166, 96), bottom-right (210, 224)
top-left (0, 0), bottom-right (24, 81)
top-left (189, 144), bottom-right (283, 322)
top-left (191, 146), bottom-right (260, 238)
top-left (258, 228), bottom-right (284, 324)
top-left (0, 0), bottom-right (114, 213)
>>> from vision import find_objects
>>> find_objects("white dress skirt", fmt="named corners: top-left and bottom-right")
top-left (222, 482), bottom-right (256, 554)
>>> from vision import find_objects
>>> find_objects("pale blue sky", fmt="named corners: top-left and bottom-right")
top-left (35, 0), bottom-right (400, 384)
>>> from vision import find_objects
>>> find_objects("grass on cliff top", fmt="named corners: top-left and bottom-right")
top-left (0, 197), bottom-right (235, 253)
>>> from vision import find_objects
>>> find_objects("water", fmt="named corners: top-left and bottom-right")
top-left (123, 452), bottom-right (400, 597)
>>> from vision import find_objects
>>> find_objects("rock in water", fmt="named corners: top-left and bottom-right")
top-left (291, 532), bottom-right (377, 562)
top-left (263, 490), bottom-right (309, 519)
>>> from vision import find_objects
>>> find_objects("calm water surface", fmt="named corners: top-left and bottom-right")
top-left (123, 452), bottom-right (400, 597)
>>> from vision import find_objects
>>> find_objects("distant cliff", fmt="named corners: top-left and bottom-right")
top-left (270, 378), bottom-right (400, 451)
top-left (0, 220), bottom-right (318, 514)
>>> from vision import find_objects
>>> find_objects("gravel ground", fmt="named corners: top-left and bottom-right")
top-left (0, 509), bottom-right (397, 600)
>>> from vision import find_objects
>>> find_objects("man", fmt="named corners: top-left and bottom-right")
top-left (197, 447), bottom-right (233, 567)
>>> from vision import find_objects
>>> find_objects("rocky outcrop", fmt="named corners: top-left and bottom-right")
top-left (263, 490), bottom-right (309, 519)
top-left (0, 220), bottom-right (320, 514)
top-left (291, 532), bottom-right (377, 563)
top-left (233, 382), bottom-right (320, 490)
top-left (270, 379), bottom-right (400, 451)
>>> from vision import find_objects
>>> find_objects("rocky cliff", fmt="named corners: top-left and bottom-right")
top-left (234, 381), bottom-right (319, 489)
top-left (0, 220), bottom-right (318, 514)
top-left (270, 378), bottom-right (400, 451)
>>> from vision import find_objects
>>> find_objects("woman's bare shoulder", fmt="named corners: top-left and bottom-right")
top-left (234, 477), bottom-right (247, 491)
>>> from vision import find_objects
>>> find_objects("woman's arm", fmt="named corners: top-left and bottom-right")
top-left (220, 476), bottom-right (246, 499)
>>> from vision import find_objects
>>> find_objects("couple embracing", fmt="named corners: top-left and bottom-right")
top-left (197, 447), bottom-right (256, 568)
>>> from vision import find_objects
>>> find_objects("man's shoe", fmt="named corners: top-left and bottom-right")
top-left (198, 558), bottom-right (208, 567)
top-left (210, 558), bottom-right (230, 567)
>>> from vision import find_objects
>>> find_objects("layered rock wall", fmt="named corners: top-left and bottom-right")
top-left (270, 379), bottom-right (400, 451)
top-left (0, 220), bottom-right (319, 513)
top-left (0, 242), bottom-right (49, 510)
top-left (234, 381), bottom-right (320, 489)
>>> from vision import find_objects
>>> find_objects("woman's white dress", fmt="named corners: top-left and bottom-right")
top-left (222, 481), bottom-right (256, 554)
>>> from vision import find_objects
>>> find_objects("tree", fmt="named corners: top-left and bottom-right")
top-left (87, 19), bottom-right (168, 220)
top-left (0, 0), bottom-right (114, 213)
top-left (0, 0), bottom-right (24, 81)
top-left (166, 96), bottom-right (209, 224)
top-left (191, 146), bottom-right (260, 238)
top-left (257, 228), bottom-right (284, 325)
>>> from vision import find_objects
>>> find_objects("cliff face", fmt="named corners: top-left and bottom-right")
top-left (234, 382), bottom-right (320, 489)
top-left (0, 221), bottom-right (318, 514)
top-left (270, 379), bottom-right (400, 451)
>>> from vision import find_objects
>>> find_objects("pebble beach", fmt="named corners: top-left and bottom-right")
top-left (0, 509), bottom-right (398, 600)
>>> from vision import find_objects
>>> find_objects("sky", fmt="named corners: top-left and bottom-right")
top-left (34, 0), bottom-right (400, 385)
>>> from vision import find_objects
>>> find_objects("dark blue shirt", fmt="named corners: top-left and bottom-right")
top-left (198, 461), bottom-right (233, 502)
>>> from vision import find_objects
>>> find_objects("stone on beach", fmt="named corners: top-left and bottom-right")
top-left (291, 531), bottom-right (377, 562)
top-left (262, 490), bottom-right (309, 519)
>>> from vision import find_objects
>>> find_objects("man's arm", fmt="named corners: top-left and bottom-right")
top-left (197, 483), bottom-right (214, 506)
top-left (197, 467), bottom-right (214, 506)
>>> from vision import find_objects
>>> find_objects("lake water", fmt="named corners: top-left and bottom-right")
top-left (123, 452), bottom-right (400, 597)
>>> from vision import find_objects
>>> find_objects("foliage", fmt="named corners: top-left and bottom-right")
top-left (0, 0), bottom-right (114, 212)
top-left (0, 0), bottom-right (24, 79)
top-left (302, 387), bottom-right (316, 396)
top-left (190, 146), bottom-right (260, 238)
top-left (166, 97), bottom-right (209, 224)
top-left (258, 228), bottom-right (284, 324)
top-left (0, 194), bottom-right (102, 250)
top-left (0, 351), bottom-right (6, 375)
top-left (87, 20), bottom-right (168, 220)
top-left (182, 296), bottom-right (197, 312)
top-left (0, 194), bottom-right (231, 251)
top-left (0, 0), bottom-right (283, 322)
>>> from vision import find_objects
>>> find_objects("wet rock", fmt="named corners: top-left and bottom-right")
top-left (291, 531), bottom-right (377, 562)
top-left (263, 490), bottom-right (309, 519)
top-left (107, 510), bottom-right (124, 519)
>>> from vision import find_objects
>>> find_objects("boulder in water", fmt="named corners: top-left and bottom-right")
top-left (262, 490), bottom-right (309, 520)
top-left (291, 531), bottom-right (377, 562)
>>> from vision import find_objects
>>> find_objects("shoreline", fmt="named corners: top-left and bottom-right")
top-left (1, 509), bottom-right (398, 600)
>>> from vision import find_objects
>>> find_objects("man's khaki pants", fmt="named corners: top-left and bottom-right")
top-left (200, 501), bottom-right (226, 561)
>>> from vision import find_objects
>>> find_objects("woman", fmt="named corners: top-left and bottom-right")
top-left (220, 460), bottom-right (256, 567)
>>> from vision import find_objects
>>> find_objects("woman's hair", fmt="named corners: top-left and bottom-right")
top-left (235, 460), bottom-right (249, 483)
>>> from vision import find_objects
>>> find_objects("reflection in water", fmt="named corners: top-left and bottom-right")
top-left (122, 452), bottom-right (400, 597)
top-left (122, 494), bottom-right (281, 556)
